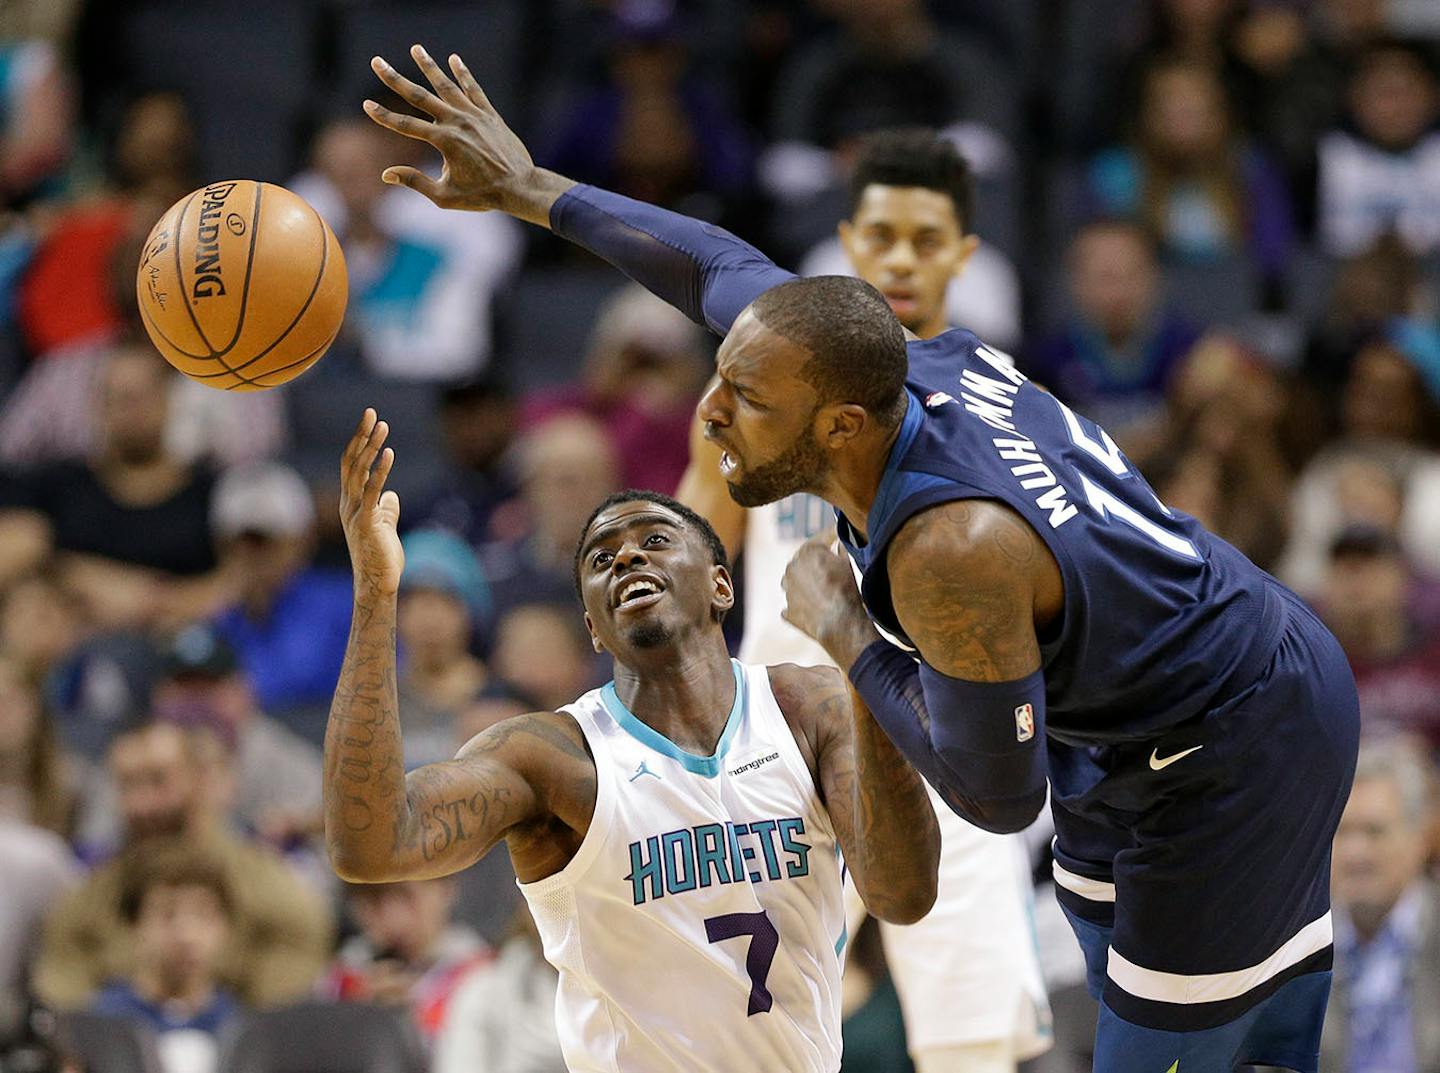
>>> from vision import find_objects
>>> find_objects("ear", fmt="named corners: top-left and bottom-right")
top-left (583, 612), bottom-right (605, 655)
top-left (710, 565), bottom-right (736, 618)
top-left (817, 403), bottom-right (868, 450)
top-left (953, 234), bottom-right (981, 276)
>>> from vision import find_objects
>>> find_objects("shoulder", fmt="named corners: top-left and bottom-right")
top-left (456, 709), bottom-right (594, 776)
top-left (764, 663), bottom-right (847, 775)
top-left (889, 498), bottom-right (1039, 577)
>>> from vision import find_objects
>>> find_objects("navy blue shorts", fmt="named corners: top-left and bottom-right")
top-left (1047, 585), bottom-right (1359, 1071)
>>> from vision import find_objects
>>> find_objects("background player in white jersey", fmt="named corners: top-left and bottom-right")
top-left (323, 409), bottom-right (940, 1073)
top-left (678, 130), bottom-right (1051, 1073)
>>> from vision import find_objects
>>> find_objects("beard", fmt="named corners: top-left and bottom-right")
top-left (726, 431), bottom-right (827, 509)
top-left (625, 618), bottom-right (674, 649)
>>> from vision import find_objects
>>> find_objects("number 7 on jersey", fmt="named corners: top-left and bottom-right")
top-left (705, 910), bottom-right (779, 1016)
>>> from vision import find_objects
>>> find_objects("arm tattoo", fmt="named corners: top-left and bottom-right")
top-left (779, 667), bottom-right (939, 924)
top-left (887, 501), bottom-right (1042, 681)
top-left (323, 585), bottom-right (578, 881)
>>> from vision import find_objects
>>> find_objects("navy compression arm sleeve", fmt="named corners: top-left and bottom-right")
top-left (848, 640), bottom-right (1047, 834)
top-left (549, 184), bottom-right (795, 335)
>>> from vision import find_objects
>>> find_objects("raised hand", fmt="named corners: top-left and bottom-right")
top-left (365, 45), bottom-right (574, 227)
top-left (781, 528), bottom-right (881, 670)
top-left (340, 408), bottom-right (403, 594)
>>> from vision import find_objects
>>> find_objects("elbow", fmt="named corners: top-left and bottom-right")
top-left (324, 832), bottom-right (395, 885)
top-left (871, 872), bottom-right (938, 926)
top-left (958, 787), bottom-right (1047, 836)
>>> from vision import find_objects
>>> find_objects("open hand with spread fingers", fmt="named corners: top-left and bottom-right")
top-left (340, 408), bottom-right (404, 595)
top-left (781, 528), bottom-right (882, 671)
top-left (364, 44), bottom-right (575, 227)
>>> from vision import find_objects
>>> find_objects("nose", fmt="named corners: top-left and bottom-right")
top-left (698, 380), bottom-right (730, 430)
top-left (612, 540), bottom-right (651, 575)
top-left (882, 239), bottom-right (916, 274)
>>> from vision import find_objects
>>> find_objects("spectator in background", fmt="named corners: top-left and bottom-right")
top-left (0, 821), bottom-right (77, 1043)
top-left (1320, 527), bottom-right (1440, 751)
top-left (1324, 738), bottom-right (1440, 1072)
top-left (489, 603), bottom-right (600, 715)
top-left (1025, 219), bottom-right (1202, 435)
top-left (1300, 234), bottom-right (1427, 417)
top-left (34, 721), bottom-right (331, 1009)
top-left (407, 376), bottom-right (520, 547)
top-left (1317, 39), bottom-right (1440, 258)
top-left (771, 0), bottom-right (1018, 159)
top-left (525, 284), bottom-right (710, 494)
top-left (151, 624), bottom-right (323, 845)
top-left (433, 905), bottom-right (563, 1073)
top-left (295, 115), bottom-right (521, 382)
top-left (0, 655), bottom-right (99, 840)
top-left (0, 40), bottom-right (74, 208)
top-left (0, 570), bottom-right (85, 691)
top-left (482, 415), bottom-right (620, 619)
top-left (320, 878), bottom-right (490, 1048)
top-left (539, 5), bottom-right (752, 215)
top-left (0, 346), bottom-right (229, 631)
top-left (1132, 335), bottom-right (1294, 570)
top-left (1280, 328), bottom-right (1440, 593)
top-left (93, 839), bottom-right (240, 1073)
top-left (1086, 56), bottom-right (1295, 282)
top-left (209, 463), bottom-right (352, 723)
top-left (396, 530), bottom-right (489, 769)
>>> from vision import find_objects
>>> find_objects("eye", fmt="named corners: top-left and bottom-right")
top-left (645, 532), bottom-right (669, 547)
top-left (591, 550), bottom-right (613, 569)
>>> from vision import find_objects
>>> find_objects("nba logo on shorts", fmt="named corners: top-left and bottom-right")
top-left (1014, 704), bottom-right (1035, 742)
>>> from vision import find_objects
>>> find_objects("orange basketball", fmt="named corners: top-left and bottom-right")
top-left (135, 180), bottom-right (348, 391)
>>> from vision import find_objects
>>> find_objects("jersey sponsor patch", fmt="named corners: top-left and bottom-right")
top-left (1015, 703), bottom-right (1035, 742)
top-left (727, 748), bottom-right (781, 778)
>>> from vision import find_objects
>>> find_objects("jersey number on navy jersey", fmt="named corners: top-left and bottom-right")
top-left (1051, 397), bottom-right (1201, 561)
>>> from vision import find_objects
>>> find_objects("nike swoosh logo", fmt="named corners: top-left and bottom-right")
top-left (1149, 745), bottom-right (1204, 771)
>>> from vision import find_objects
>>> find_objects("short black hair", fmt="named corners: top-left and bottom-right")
top-left (573, 490), bottom-right (730, 597)
top-left (750, 276), bottom-right (908, 424)
top-left (848, 129), bottom-right (975, 233)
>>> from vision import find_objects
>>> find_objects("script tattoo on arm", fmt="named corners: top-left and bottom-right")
top-left (886, 500), bottom-right (1045, 682)
top-left (780, 666), bottom-right (939, 925)
top-left (323, 581), bottom-right (584, 882)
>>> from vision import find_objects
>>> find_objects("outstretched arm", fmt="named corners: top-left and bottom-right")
top-left (365, 46), bottom-right (792, 335)
top-left (324, 410), bottom-right (570, 882)
top-left (782, 505), bottom-right (1050, 835)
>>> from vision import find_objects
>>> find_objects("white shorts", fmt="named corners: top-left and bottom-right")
top-left (845, 784), bottom-right (1052, 1059)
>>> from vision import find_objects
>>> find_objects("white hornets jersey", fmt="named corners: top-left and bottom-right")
top-left (739, 493), bottom-right (833, 666)
top-left (519, 660), bottom-right (846, 1073)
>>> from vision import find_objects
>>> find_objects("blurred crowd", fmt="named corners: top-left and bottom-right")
top-left (0, 0), bottom-right (1436, 1071)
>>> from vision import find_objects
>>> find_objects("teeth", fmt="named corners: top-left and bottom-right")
top-left (620, 580), bottom-right (658, 604)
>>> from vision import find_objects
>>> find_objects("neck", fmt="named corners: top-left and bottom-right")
top-left (913, 313), bottom-right (949, 341)
top-left (611, 633), bottom-right (736, 754)
top-left (135, 965), bottom-right (216, 1012)
top-left (819, 417), bottom-right (906, 542)
top-left (406, 653), bottom-right (484, 706)
top-left (95, 452), bottom-right (184, 503)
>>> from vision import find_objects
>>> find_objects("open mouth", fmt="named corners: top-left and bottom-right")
top-left (614, 576), bottom-right (666, 612)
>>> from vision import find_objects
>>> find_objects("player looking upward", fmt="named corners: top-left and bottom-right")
top-left (364, 47), bottom-right (1360, 1073)
top-left (677, 130), bottom-right (1051, 1073)
top-left (324, 410), bottom-right (939, 1073)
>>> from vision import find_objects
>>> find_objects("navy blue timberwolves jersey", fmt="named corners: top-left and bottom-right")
top-left (840, 329), bottom-right (1284, 745)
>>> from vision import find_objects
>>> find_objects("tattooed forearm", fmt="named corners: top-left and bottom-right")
top-left (803, 670), bottom-right (938, 925)
top-left (324, 582), bottom-right (414, 879)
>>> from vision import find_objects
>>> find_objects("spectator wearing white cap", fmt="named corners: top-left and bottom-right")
top-left (208, 463), bottom-right (353, 736)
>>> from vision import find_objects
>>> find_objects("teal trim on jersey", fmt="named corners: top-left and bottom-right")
top-left (834, 923), bottom-right (848, 958)
top-left (601, 660), bottom-right (746, 777)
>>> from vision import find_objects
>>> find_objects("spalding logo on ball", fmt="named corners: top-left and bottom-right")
top-left (136, 180), bottom-right (348, 391)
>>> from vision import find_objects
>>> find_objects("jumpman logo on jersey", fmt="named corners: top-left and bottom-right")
top-left (629, 760), bottom-right (661, 782)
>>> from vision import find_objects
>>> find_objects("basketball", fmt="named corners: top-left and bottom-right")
top-left (135, 180), bottom-right (348, 391)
